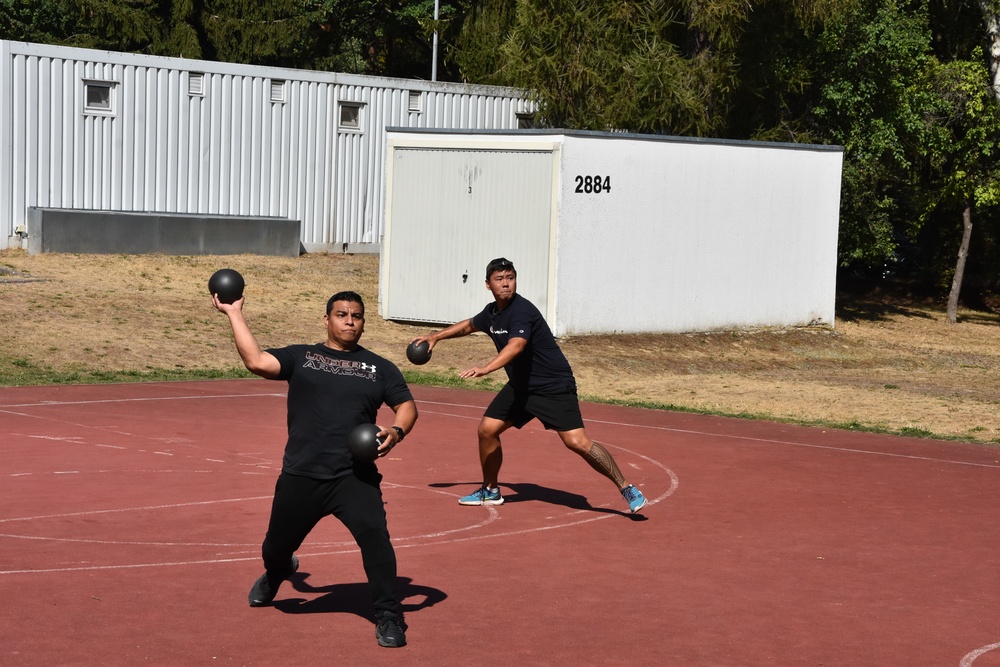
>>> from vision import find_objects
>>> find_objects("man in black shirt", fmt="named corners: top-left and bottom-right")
top-left (410, 258), bottom-right (647, 514)
top-left (214, 289), bottom-right (417, 648)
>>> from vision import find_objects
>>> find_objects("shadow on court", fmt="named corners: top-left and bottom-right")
top-left (428, 480), bottom-right (646, 520)
top-left (275, 575), bottom-right (447, 618)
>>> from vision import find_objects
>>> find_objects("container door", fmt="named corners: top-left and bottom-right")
top-left (383, 148), bottom-right (554, 324)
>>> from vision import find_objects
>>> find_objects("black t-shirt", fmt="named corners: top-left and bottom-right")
top-left (471, 292), bottom-right (576, 393)
top-left (266, 343), bottom-right (413, 480)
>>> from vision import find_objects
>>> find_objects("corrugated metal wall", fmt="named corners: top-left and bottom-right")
top-left (0, 40), bottom-right (533, 251)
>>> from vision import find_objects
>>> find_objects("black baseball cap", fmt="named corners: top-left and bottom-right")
top-left (485, 257), bottom-right (516, 279)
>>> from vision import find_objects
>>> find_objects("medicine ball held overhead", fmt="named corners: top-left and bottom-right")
top-left (208, 268), bottom-right (245, 304)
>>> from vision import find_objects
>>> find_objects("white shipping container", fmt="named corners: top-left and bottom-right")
top-left (380, 129), bottom-right (844, 335)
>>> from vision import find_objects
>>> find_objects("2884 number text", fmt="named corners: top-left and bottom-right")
top-left (574, 175), bottom-right (611, 194)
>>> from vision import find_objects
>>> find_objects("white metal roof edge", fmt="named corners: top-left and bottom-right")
top-left (2, 39), bottom-right (526, 98)
top-left (384, 126), bottom-right (845, 153)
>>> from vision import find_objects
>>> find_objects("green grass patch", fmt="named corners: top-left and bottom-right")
top-left (0, 356), bottom-right (253, 386)
top-left (2, 356), bottom-right (995, 447)
top-left (401, 369), bottom-right (503, 393)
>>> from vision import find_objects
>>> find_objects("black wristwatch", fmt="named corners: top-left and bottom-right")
top-left (391, 426), bottom-right (405, 442)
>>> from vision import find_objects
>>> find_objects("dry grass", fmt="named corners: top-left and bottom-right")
top-left (1, 249), bottom-right (998, 445)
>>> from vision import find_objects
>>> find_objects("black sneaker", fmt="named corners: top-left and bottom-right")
top-left (375, 614), bottom-right (408, 648)
top-left (248, 555), bottom-right (299, 607)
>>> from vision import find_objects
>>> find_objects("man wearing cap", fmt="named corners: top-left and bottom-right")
top-left (410, 257), bottom-right (648, 513)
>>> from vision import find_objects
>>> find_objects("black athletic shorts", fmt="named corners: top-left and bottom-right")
top-left (484, 383), bottom-right (585, 432)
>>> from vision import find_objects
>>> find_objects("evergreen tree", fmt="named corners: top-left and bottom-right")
top-left (201, 0), bottom-right (324, 67)
top-left (162, 0), bottom-right (203, 58)
top-left (454, 0), bottom-right (736, 134)
top-left (0, 0), bottom-right (78, 43)
top-left (67, 0), bottom-right (167, 52)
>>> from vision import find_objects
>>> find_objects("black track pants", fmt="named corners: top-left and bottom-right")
top-left (260, 470), bottom-right (401, 618)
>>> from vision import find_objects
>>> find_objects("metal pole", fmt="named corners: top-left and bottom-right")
top-left (431, 0), bottom-right (440, 81)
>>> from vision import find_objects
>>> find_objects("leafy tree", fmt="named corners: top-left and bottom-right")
top-left (807, 2), bottom-right (936, 270)
top-left (726, 0), bottom-right (857, 143)
top-left (915, 53), bottom-right (1000, 319)
top-left (973, 0), bottom-right (1000, 99)
top-left (303, 0), bottom-right (462, 78)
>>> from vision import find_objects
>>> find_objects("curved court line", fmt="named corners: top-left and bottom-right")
top-left (0, 492), bottom-right (666, 577)
top-left (960, 641), bottom-right (1000, 666)
top-left (0, 483), bottom-right (501, 550)
top-left (325, 464), bottom-right (680, 555)
top-left (1, 391), bottom-right (676, 574)
top-left (293, 451), bottom-right (678, 560)
top-left (0, 449), bottom-right (677, 575)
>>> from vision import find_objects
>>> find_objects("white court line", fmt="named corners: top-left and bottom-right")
top-left (0, 445), bottom-right (678, 574)
top-left (961, 642), bottom-right (1000, 666)
top-left (0, 532), bottom-right (261, 548)
top-left (585, 416), bottom-right (1000, 470)
top-left (258, 457), bottom-right (679, 563)
top-left (0, 556), bottom-right (266, 574)
top-left (415, 399), bottom-right (1000, 470)
top-left (8, 468), bottom-right (271, 479)
top-left (0, 496), bottom-right (272, 524)
top-left (0, 473), bottom-right (676, 574)
top-left (4, 390), bottom-right (993, 470)
top-left (5, 388), bottom-right (907, 575)
top-left (0, 392), bottom-right (286, 409)
top-left (0, 392), bottom-right (288, 452)
top-left (0, 484), bottom-right (499, 550)
top-left (21, 387), bottom-right (942, 467)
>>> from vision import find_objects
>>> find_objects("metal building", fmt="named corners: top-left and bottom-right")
top-left (0, 40), bottom-right (533, 252)
top-left (380, 129), bottom-right (844, 335)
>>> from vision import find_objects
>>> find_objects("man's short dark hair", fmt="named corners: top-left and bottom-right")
top-left (485, 257), bottom-right (516, 280)
top-left (326, 290), bottom-right (365, 315)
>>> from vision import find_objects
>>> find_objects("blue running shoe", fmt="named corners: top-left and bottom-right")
top-left (458, 485), bottom-right (504, 506)
top-left (621, 485), bottom-right (647, 513)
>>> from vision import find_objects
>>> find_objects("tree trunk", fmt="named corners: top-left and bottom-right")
top-left (979, 2), bottom-right (1000, 101)
top-left (946, 202), bottom-right (973, 324)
